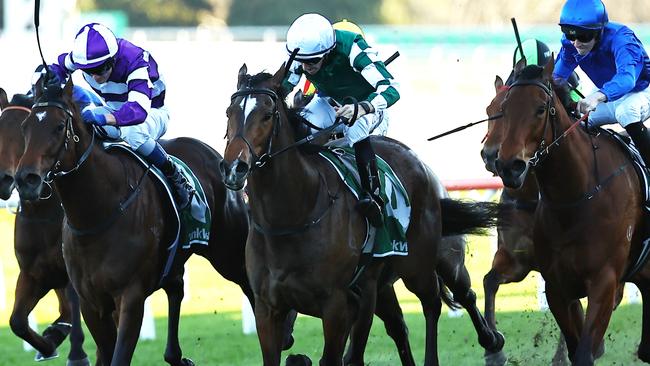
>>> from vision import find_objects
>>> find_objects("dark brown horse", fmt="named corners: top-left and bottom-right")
top-left (0, 88), bottom-right (89, 365)
top-left (480, 76), bottom-right (540, 332)
top-left (494, 59), bottom-right (650, 365)
top-left (12, 78), bottom-right (258, 365)
top-left (289, 91), bottom-right (505, 366)
top-left (220, 64), bottom-right (503, 366)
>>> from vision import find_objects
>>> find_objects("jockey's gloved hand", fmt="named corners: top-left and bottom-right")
top-left (81, 108), bottom-right (107, 126)
top-left (335, 101), bottom-right (374, 126)
top-left (577, 91), bottom-right (606, 115)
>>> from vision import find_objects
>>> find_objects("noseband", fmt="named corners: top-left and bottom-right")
top-left (31, 100), bottom-right (95, 182)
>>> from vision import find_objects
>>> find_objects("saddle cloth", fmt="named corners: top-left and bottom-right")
top-left (604, 128), bottom-right (650, 280)
top-left (319, 146), bottom-right (410, 257)
top-left (104, 143), bottom-right (212, 249)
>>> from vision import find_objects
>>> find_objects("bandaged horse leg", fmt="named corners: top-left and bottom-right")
top-left (353, 137), bottom-right (384, 227)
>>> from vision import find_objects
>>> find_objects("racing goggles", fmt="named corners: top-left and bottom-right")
top-left (83, 58), bottom-right (115, 76)
top-left (561, 27), bottom-right (597, 43)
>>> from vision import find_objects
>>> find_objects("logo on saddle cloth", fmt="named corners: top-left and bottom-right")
top-left (319, 147), bottom-right (411, 257)
top-left (104, 144), bottom-right (212, 250)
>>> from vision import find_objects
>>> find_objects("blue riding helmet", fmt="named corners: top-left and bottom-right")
top-left (559, 0), bottom-right (608, 30)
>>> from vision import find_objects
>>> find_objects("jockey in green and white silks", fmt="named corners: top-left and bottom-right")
top-left (283, 13), bottom-right (400, 227)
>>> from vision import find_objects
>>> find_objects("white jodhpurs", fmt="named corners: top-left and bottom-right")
top-left (588, 86), bottom-right (650, 128)
top-left (300, 95), bottom-right (389, 147)
top-left (91, 106), bottom-right (170, 152)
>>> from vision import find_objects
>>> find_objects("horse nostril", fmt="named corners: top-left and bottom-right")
top-left (24, 173), bottom-right (42, 188)
top-left (235, 161), bottom-right (249, 175)
top-left (0, 174), bottom-right (14, 187)
top-left (512, 160), bottom-right (527, 176)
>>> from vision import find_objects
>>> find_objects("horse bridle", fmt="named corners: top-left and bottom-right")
top-left (229, 86), bottom-right (346, 171)
top-left (507, 78), bottom-right (558, 168)
top-left (230, 87), bottom-right (281, 170)
top-left (30, 100), bottom-right (95, 183)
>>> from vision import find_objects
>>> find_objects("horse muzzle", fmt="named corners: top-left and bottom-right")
top-left (495, 157), bottom-right (528, 189)
top-left (219, 159), bottom-right (249, 191)
top-left (480, 146), bottom-right (499, 175)
top-left (14, 169), bottom-right (44, 202)
top-left (0, 171), bottom-right (15, 200)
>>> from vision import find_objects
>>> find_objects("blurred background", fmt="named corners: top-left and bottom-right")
top-left (1, 1), bottom-right (649, 364)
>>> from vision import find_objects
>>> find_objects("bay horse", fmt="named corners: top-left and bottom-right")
top-left (12, 78), bottom-right (261, 365)
top-left (289, 91), bottom-right (505, 366)
top-left (494, 59), bottom-right (650, 365)
top-left (0, 88), bottom-right (89, 365)
top-left (220, 64), bottom-right (504, 366)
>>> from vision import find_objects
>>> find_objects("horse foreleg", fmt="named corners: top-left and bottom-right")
top-left (637, 281), bottom-right (650, 362)
top-left (111, 292), bottom-right (145, 366)
top-left (545, 282), bottom-right (583, 363)
top-left (402, 274), bottom-right (441, 366)
top-left (320, 290), bottom-right (355, 366)
top-left (343, 278), bottom-right (378, 366)
top-left (163, 275), bottom-right (194, 366)
top-left (255, 299), bottom-right (288, 366)
top-left (9, 272), bottom-right (55, 357)
top-left (483, 268), bottom-right (502, 331)
top-left (65, 283), bottom-right (90, 366)
top-left (574, 275), bottom-right (618, 365)
top-left (79, 299), bottom-right (116, 366)
top-left (372, 284), bottom-right (416, 366)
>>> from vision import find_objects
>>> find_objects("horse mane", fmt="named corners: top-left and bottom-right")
top-left (9, 94), bottom-right (33, 108)
top-left (246, 71), bottom-right (312, 141)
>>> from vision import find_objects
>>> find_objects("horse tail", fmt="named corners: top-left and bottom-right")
top-left (440, 198), bottom-right (504, 236)
top-left (438, 275), bottom-right (462, 310)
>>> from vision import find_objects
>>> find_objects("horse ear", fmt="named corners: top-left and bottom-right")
top-left (543, 53), bottom-right (555, 80)
top-left (0, 88), bottom-right (8, 110)
top-left (237, 64), bottom-right (248, 89)
top-left (62, 77), bottom-right (74, 99)
top-left (271, 63), bottom-right (286, 87)
top-left (513, 57), bottom-right (527, 76)
top-left (494, 76), bottom-right (504, 93)
top-left (33, 74), bottom-right (45, 98)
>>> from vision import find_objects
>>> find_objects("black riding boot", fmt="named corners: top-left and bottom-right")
top-left (625, 121), bottom-right (650, 168)
top-left (160, 157), bottom-right (195, 209)
top-left (354, 138), bottom-right (384, 227)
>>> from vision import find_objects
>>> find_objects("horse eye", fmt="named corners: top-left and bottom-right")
top-left (263, 113), bottom-right (273, 121)
top-left (536, 106), bottom-right (546, 116)
top-left (56, 123), bottom-right (65, 133)
top-left (226, 107), bottom-right (232, 118)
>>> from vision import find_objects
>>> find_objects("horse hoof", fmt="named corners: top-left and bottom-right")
top-left (484, 349), bottom-right (507, 366)
top-left (66, 357), bottom-right (91, 366)
top-left (181, 357), bottom-right (195, 366)
top-left (35, 350), bottom-right (59, 362)
top-left (285, 354), bottom-right (312, 366)
top-left (282, 335), bottom-right (295, 351)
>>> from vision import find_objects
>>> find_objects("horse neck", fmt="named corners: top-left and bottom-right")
top-left (53, 135), bottom-right (125, 227)
top-left (246, 124), bottom-right (322, 228)
top-left (534, 107), bottom-right (594, 203)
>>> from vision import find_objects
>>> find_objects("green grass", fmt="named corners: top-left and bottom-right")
top-left (0, 304), bottom-right (645, 365)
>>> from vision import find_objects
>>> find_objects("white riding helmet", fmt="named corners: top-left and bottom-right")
top-left (71, 23), bottom-right (119, 69)
top-left (286, 13), bottom-right (336, 61)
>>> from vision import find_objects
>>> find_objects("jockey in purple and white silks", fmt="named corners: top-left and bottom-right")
top-left (47, 23), bottom-right (194, 208)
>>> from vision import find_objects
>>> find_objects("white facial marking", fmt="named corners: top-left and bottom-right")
top-left (36, 111), bottom-right (46, 122)
top-left (239, 96), bottom-right (257, 123)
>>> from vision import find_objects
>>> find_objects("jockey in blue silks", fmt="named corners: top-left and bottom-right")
top-left (553, 0), bottom-right (650, 167)
top-left (43, 23), bottom-right (194, 208)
